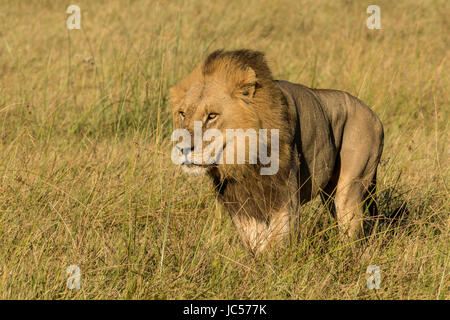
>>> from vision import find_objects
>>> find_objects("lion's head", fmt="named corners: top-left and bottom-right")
top-left (170, 50), bottom-right (291, 180)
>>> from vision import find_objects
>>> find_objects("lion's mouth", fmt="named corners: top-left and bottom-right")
top-left (180, 142), bottom-right (227, 168)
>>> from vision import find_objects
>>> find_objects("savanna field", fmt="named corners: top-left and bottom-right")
top-left (0, 0), bottom-right (448, 299)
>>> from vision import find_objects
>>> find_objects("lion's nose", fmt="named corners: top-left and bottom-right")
top-left (176, 145), bottom-right (195, 156)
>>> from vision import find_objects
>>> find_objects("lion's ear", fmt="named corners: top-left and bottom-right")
top-left (235, 67), bottom-right (257, 102)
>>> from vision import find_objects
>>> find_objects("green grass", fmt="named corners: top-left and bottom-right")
top-left (0, 0), bottom-right (448, 299)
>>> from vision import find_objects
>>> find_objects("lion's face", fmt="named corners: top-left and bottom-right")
top-left (170, 50), bottom-right (287, 178)
top-left (171, 77), bottom-right (260, 176)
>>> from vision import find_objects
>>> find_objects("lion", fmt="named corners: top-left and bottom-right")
top-left (170, 49), bottom-right (384, 254)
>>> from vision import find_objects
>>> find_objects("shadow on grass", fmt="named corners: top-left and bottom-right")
top-left (364, 185), bottom-right (411, 238)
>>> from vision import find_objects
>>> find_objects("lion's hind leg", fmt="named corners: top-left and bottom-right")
top-left (332, 99), bottom-right (383, 240)
top-left (333, 146), bottom-right (381, 240)
top-left (333, 150), bottom-right (382, 240)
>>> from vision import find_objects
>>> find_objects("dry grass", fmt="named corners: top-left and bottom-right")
top-left (0, 0), bottom-right (448, 299)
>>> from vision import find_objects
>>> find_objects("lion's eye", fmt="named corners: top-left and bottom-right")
top-left (179, 111), bottom-right (185, 118)
top-left (207, 113), bottom-right (218, 120)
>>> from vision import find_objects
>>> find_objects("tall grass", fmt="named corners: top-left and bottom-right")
top-left (0, 0), bottom-right (448, 299)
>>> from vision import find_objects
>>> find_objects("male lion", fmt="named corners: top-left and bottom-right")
top-left (170, 49), bottom-right (384, 254)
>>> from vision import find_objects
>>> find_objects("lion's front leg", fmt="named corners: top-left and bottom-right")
top-left (232, 207), bottom-right (291, 255)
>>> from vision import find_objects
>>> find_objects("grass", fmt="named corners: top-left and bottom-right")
top-left (0, 0), bottom-right (448, 299)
